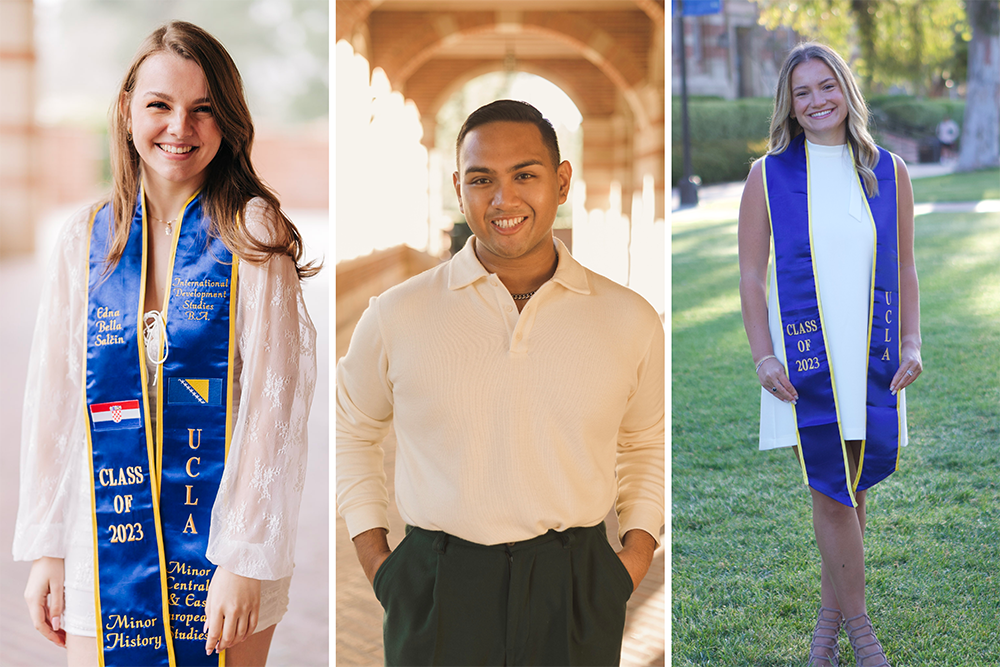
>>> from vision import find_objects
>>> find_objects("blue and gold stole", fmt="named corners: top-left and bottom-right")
top-left (762, 133), bottom-right (901, 507)
top-left (83, 186), bottom-right (237, 666)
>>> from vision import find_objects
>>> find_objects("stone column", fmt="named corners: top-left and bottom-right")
top-left (0, 0), bottom-right (37, 256)
top-left (580, 114), bottom-right (631, 213)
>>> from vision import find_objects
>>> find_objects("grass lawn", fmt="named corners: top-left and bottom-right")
top-left (911, 167), bottom-right (999, 203)
top-left (671, 178), bottom-right (999, 665)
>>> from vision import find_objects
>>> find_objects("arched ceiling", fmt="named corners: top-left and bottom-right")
top-left (337, 1), bottom-right (664, 129)
top-left (340, 0), bottom-right (665, 26)
top-left (356, 0), bottom-right (664, 22)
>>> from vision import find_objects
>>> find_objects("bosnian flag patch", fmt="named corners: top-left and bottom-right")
top-left (167, 378), bottom-right (223, 406)
top-left (90, 399), bottom-right (142, 431)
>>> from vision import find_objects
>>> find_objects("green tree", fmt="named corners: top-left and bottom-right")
top-left (752, 0), bottom-right (967, 94)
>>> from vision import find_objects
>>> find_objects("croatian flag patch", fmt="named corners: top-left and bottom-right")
top-left (90, 399), bottom-right (142, 431)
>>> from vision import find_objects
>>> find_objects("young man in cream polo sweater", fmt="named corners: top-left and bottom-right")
top-left (336, 100), bottom-right (664, 666)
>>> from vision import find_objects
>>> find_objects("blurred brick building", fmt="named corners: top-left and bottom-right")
top-left (1, 0), bottom-right (37, 255)
top-left (671, 0), bottom-right (799, 100)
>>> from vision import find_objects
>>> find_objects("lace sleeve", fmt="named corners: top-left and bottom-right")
top-left (205, 200), bottom-right (317, 580)
top-left (13, 208), bottom-right (93, 561)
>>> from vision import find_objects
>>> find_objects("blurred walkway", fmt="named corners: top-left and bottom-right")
top-left (671, 160), bottom-right (1000, 223)
top-left (0, 209), bottom-right (330, 666)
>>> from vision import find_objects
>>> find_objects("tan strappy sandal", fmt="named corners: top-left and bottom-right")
top-left (807, 606), bottom-right (843, 666)
top-left (844, 613), bottom-right (890, 667)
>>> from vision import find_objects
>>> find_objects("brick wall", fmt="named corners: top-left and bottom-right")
top-left (0, 0), bottom-right (37, 255)
top-left (335, 245), bottom-right (440, 359)
top-left (253, 127), bottom-right (330, 210)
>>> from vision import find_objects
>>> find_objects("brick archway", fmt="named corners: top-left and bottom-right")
top-left (379, 21), bottom-right (649, 129)
top-left (337, 1), bottom-right (665, 216)
top-left (420, 61), bottom-right (591, 140)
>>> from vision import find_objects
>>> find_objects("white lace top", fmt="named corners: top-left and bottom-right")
top-left (12, 198), bottom-right (317, 584)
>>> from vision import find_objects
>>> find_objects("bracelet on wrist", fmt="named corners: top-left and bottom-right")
top-left (755, 354), bottom-right (777, 373)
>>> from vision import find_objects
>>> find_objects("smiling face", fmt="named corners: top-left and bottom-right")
top-left (790, 59), bottom-right (848, 146)
top-left (127, 52), bottom-right (222, 194)
top-left (453, 121), bottom-right (571, 271)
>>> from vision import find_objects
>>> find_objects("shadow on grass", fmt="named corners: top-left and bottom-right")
top-left (673, 652), bottom-right (807, 667)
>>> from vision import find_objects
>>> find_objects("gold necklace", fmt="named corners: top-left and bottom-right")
top-left (151, 216), bottom-right (176, 235)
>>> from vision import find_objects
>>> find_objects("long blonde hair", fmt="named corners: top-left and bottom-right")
top-left (105, 21), bottom-right (319, 278)
top-left (767, 42), bottom-right (881, 197)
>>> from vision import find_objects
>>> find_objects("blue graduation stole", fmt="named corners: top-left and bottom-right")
top-left (83, 187), bottom-right (238, 666)
top-left (762, 134), bottom-right (901, 507)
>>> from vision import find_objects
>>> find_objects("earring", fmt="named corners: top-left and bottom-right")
top-left (126, 126), bottom-right (133, 142)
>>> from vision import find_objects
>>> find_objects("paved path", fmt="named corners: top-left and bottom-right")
top-left (671, 161), bottom-right (998, 223)
top-left (0, 210), bottom-right (330, 666)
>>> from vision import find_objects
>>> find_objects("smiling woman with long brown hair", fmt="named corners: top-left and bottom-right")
top-left (14, 21), bottom-right (317, 667)
top-left (738, 42), bottom-right (922, 667)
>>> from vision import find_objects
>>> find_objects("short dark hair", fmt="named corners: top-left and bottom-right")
top-left (456, 100), bottom-right (561, 168)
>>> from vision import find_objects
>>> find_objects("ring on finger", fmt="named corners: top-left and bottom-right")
top-left (771, 387), bottom-right (778, 392)
top-left (906, 370), bottom-right (914, 376)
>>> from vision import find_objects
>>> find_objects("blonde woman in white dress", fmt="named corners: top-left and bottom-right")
top-left (738, 43), bottom-right (922, 667)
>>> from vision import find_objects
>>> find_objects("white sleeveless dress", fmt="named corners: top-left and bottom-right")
top-left (758, 140), bottom-right (908, 450)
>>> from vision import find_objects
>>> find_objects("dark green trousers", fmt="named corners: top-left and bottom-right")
top-left (372, 522), bottom-right (633, 666)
